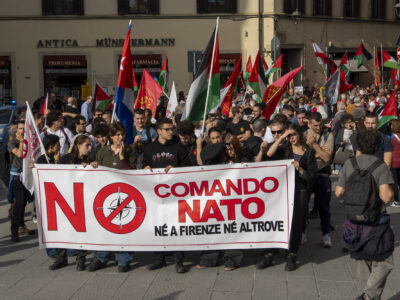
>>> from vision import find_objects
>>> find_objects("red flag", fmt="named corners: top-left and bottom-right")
top-left (134, 69), bottom-right (163, 117)
top-left (238, 71), bottom-right (245, 89)
top-left (262, 66), bottom-right (304, 120)
top-left (374, 49), bottom-right (381, 89)
top-left (339, 69), bottom-right (353, 94)
top-left (391, 69), bottom-right (399, 90)
top-left (40, 93), bottom-right (48, 116)
top-left (221, 57), bottom-right (242, 117)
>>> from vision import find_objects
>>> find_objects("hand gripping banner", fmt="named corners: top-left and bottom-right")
top-left (33, 161), bottom-right (295, 251)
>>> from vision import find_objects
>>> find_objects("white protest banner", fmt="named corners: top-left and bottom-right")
top-left (22, 103), bottom-right (46, 194)
top-left (33, 160), bottom-right (294, 251)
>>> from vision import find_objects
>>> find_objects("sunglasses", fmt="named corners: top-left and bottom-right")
top-left (271, 130), bottom-right (283, 134)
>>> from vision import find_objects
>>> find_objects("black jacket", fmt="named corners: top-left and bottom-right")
top-left (289, 147), bottom-right (318, 192)
top-left (143, 136), bottom-right (191, 169)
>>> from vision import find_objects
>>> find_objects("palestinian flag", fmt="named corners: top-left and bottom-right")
top-left (326, 59), bottom-right (337, 81)
top-left (391, 69), bottom-right (399, 90)
top-left (382, 49), bottom-right (400, 69)
top-left (94, 82), bottom-right (111, 111)
top-left (248, 51), bottom-right (267, 102)
top-left (262, 66), bottom-right (304, 120)
top-left (265, 54), bottom-right (282, 81)
top-left (339, 51), bottom-right (350, 74)
top-left (374, 49), bottom-right (381, 88)
top-left (339, 69), bottom-right (353, 94)
top-left (133, 69), bottom-right (139, 92)
top-left (221, 57), bottom-right (242, 117)
top-left (158, 55), bottom-right (168, 93)
top-left (181, 28), bottom-right (220, 123)
top-left (354, 42), bottom-right (372, 68)
top-left (378, 91), bottom-right (397, 128)
top-left (262, 55), bottom-right (269, 79)
top-left (243, 56), bottom-right (252, 84)
top-left (238, 71), bottom-right (245, 89)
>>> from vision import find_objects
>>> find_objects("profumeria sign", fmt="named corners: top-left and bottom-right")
top-left (33, 161), bottom-right (294, 251)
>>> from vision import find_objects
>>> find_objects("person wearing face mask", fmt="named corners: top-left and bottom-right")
top-left (196, 127), bottom-right (224, 166)
top-left (91, 123), bottom-right (110, 157)
top-left (257, 123), bottom-right (317, 271)
top-left (87, 122), bottom-right (137, 273)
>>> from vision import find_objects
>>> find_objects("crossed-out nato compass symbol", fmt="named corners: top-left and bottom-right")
top-left (97, 187), bottom-right (143, 229)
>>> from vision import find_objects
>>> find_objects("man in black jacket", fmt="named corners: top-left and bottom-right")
top-left (143, 118), bottom-right (190, 273)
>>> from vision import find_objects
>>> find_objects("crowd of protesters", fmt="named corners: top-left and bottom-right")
top-left (6, 84), bottom-right (400, 299)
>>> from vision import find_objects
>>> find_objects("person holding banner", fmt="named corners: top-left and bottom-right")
top-left (143, 118), bottom-right (190, 274)
top-left (257, 124), bottom-right (317, 271)
top-left (8, 120), bottom-right (35, 242)
top-left (88, 122), bottom-right (137, 273)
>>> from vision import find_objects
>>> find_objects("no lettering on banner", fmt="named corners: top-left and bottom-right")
top-left (33, 161), bottom-right (295, 251)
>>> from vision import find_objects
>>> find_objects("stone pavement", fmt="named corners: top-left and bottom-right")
top-left (0, 178), bottom-right (400, 300)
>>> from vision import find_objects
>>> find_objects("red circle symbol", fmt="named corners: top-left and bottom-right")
top-left (397, 47), bottom-right (400, 59)
top-left (93, 183), bottom-right (146, 234)
top-left (22, 140), bottom-right (28, 159)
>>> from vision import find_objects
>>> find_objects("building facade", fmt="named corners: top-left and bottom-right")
top-left (0, 0), bottom-right (399, 105)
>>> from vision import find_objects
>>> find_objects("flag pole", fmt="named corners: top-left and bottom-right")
top-left (381, 44), bottom-right (384, 88)
top-left (201, 17), bottom-right (219, 133)
top-left (25, 101), bottom-right (49, 163)
top-left (162, 90), bottom-right (170, 100)
top-left (44, 92), bottom-right (48, 127)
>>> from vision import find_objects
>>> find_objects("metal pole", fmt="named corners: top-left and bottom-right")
top-left (381, 44), bottom-right (384, 88)
top-left (201, 17), bottom-right (219, 133)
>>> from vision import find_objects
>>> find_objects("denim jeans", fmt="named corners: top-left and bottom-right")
top-left (94, 251), bottom-right (133, 266)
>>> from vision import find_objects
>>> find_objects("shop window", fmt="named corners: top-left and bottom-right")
top-left (371, 0), bottom-right (385, 19)
top-left (220, 53), bottom-right (241, 86)
top-left (313, 0), bottom-right (331, 16)
top-left (42, 0), bottom-right (84, 16)
top-left (118, 0), bottom-right (159, 15)
top-left (118, 54), bottom-right (162, 85)
top-left (343, 0), bottom-right (360, 18)
top-left (43, 56), bottom-right (87, 99)
top-left (197, 0), bottom-right (237, 14)
top-left (283, 0), bottom-right (305, 14)
top-left (0, 57), bottom-right (12, 104)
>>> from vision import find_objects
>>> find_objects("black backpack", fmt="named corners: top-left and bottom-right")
top-left (343, 158), bottom-right (383, 224)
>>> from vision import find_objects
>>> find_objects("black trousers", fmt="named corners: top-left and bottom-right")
top-left (153, 251), bottom-right (183, 263)
top-left (261, 189), bottom-right (309, 256)
top-left (391, 168), bottom-right (400, 202)
top-left (11, 179), bottom-right (30, 233)
top-left (54, 249), bottom-right (87, 263)
top-left (314, 175), bottom-right (331, 235)
top-left (289, 189), bottom-right (310, 254)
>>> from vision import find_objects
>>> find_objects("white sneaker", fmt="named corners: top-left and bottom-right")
top-left (322, 234), bottom-right (332, 248)
top-left (301, 233), bottom-right (307, 245)
top-left (390, 201), bottom-right (400, 208)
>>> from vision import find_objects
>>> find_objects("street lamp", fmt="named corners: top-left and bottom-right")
top-left (292, 9), bottom-right (301, 24)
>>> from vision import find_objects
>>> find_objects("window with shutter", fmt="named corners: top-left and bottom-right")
top-left (197, 0), bottom-right (237, 14)
top-left (313, 0), bottom-right (331, 16)
top-left (371, 0), bottom-right (386, 19)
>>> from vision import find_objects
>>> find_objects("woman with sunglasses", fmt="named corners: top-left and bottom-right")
top-left (257, 123), bottom-right (318, 271)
